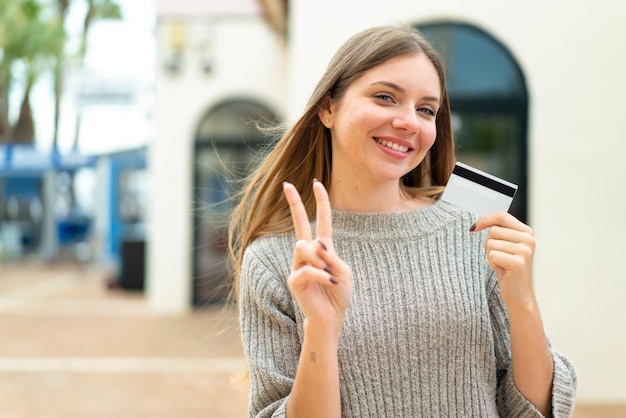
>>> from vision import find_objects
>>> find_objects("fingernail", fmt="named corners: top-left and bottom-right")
top-left (329, 277), bottom-right (338, 284)
top-left (324, 266), bottom-right (331, 274)
top-left (313, 178), bottom-right (320, 184)
top-left (319, 241), bottom-right (327, 251)
top-left (469, 223), bottom-right (476, 232)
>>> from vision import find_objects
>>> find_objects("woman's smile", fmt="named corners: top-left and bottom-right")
top-left (373, 136), bottom-right (413, 156)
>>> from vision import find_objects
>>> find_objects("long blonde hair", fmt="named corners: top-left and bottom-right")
top-left (228, 25), bottom-right (455, 300)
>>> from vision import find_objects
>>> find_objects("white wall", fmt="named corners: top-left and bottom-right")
top-left (150, 0), bottom-right (626, 401)
top-left (290, 0), bottom-right (626, 403)
top-left (148, 16), bottom-right (286, 314)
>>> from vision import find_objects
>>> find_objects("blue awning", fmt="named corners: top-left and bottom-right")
top-left (0, 144), bottom-right (97, 176)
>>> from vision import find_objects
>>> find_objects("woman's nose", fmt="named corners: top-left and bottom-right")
top-left (391, 106), bottom-right (419, 133)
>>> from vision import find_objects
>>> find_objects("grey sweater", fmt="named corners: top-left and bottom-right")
top-left (239, 200), bottom-right (577, 417)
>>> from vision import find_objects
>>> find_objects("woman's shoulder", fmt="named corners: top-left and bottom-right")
top-left (239, 232), bottom-right (295, 298)
top-left (431, 198), bottom-right (476, 223)
top-left (242, 231), bottom-right (296, 272)
top-left (246, 230), bottom-right (296, 253)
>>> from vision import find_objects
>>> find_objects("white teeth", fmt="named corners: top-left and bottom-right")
top-left (375, 138), bottom-right (409, 153)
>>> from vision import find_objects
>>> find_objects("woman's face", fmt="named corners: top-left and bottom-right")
top-left (322, 53), bottom-right (441, 186)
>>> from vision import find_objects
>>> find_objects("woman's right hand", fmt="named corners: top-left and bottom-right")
top-left (283, 180), bottom-right (352, 332)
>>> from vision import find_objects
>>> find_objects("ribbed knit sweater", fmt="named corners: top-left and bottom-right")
top-left (239, 199), bottom-right (577, 417)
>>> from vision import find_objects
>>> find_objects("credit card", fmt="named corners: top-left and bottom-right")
top-left (441, 162), bottom-right (518, 216)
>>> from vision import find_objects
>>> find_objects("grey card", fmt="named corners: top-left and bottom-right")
top-left (441, 162), bottom-right (518, 216)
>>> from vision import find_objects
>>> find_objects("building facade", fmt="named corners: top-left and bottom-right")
top-left (152, 0), bottom-right (626, 403)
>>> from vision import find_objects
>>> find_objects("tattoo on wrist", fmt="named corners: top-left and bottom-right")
top-left (310, 352), bottom-right (317, 363)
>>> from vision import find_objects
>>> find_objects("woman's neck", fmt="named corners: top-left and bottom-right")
top-left (328, 177), bottom-right (432, 213)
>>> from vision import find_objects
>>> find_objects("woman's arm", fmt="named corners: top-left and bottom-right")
top-left (506, 291), bottom-right (554, 416)
top-left (283, 181), bottom-right (352, 418)
top-left (241, 239), bottom-right (346, 418)
top-left (473, 213), bottom-right (553, 416)
top-left (286, 318), bottom-right (342, 417)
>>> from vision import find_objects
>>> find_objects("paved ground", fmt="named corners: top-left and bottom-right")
top-left (0, 261), bottom-right (624, 418)
top-left (0, 262), bottom-right (247, 418)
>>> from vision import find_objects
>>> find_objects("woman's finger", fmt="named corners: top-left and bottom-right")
top-left (486, 225), bottom-right (536, 247)
top-left (292, 239), bottom-right (330, 271)
top-left (471, 211), bottom-right (532, 234)
top-left (283, 182), bottom-right (313, 241)
top-left (288, 264), bottom-right (338, 291)
top-left (485, 238), bottom-right (534, 259)
top-left (312, 180), bottom-right (334, 250)
top-left (487, 249), bottom-right (529, 270)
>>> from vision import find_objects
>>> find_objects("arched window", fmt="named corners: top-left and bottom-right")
top-left (192, 99), bottom-right (280, 305)
top-left (417, 23), bottom-right (529, 222)
top-left (196, 100), bottom-right (279, 144)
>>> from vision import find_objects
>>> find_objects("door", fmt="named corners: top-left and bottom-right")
top-left (192, 99), bottom-right (280, 306)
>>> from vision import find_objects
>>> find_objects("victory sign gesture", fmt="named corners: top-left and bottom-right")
top-left (283, 180), bottom-right (352, 332)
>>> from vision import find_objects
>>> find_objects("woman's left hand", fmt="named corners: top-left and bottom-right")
top-left (472, 212), bottom-right (537, 309)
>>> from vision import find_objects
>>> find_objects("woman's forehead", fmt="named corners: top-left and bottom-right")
top-left (350, 54), bottom-right (441, 95)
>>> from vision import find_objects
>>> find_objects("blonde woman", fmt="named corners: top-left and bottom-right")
top-left (229, 25), bottom-right (576, 418)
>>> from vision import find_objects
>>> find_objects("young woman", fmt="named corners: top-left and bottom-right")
top-left (229, 25), bottom-right (577, 417)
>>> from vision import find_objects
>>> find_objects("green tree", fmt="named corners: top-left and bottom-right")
top-left (0, 0), bottom-right (64, 144)
top-left (0, 0), bottom-right (121, 146)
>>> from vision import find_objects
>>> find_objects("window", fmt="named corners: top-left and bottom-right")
top-left (417, 23), bottom-right (529, 221)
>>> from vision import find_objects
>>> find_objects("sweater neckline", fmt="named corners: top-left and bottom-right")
top-left (328, 199), bottom-right (463, 240)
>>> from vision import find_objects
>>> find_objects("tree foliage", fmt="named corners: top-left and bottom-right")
top-left (0, 0), bottom-right (65, 143)
top-left (0, 0), bottom-right (122, 146)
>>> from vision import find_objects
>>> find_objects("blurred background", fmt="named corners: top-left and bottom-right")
top-left (0, 0), bottom-right (624, 416)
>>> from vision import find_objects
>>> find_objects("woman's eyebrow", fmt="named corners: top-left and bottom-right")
top-left (370, 80), bottom-right (405, 93)
top-left (369, 80), bottom-right (440, 103)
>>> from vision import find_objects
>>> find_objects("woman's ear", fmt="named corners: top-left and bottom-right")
top-left (318, 96), bottom-right (334, 128)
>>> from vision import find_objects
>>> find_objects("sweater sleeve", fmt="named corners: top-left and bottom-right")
top-left (239, 242), bottom-right (300, 418)
top-left (488, 271), bottom-right (578, 418)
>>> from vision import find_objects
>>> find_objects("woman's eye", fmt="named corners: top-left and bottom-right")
top-left (418, 107), bottom-right (437, 117)
top-left (375, 93), bottom-right (394, 103)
